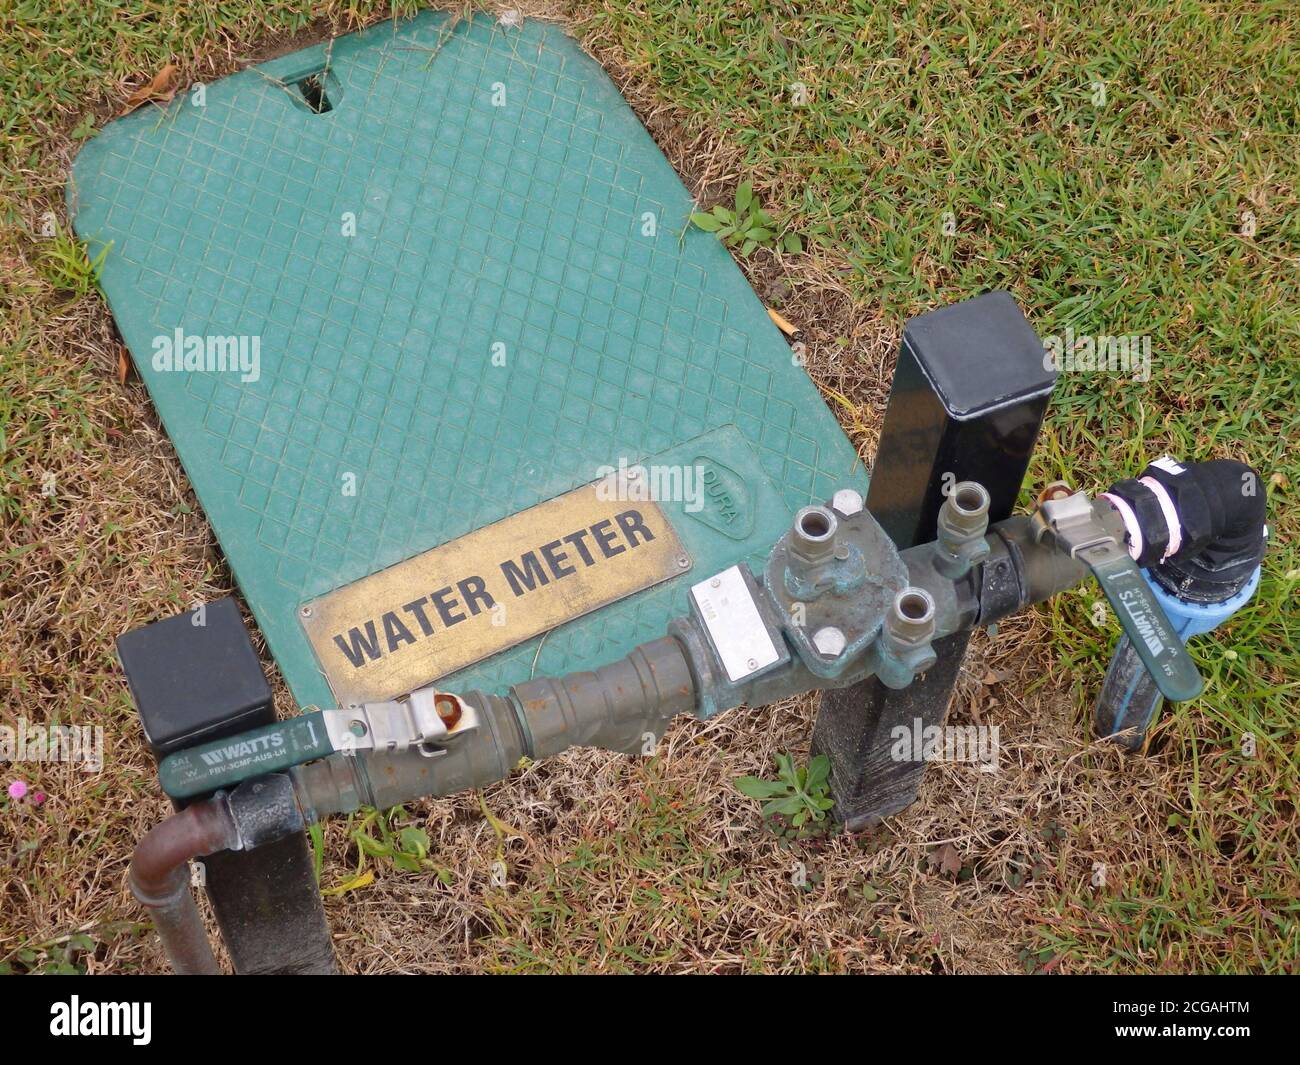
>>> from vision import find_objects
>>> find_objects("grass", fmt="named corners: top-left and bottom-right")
top-left (2, 0), bottom-right (1296, 973)
top-left (477, 771), bottom-right (745, 973)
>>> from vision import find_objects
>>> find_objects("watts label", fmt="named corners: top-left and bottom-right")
top-left (301, 480), bottom-right (690, 704)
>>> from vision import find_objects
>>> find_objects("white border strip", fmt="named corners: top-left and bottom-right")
top-left (1099, 492), bottom-right (1143, 560)
top-left (1139, 476), bottom-right (1183, 559)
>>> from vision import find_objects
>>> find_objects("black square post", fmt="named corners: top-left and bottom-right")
top-left (812, 291), bottom-right (1056, 828)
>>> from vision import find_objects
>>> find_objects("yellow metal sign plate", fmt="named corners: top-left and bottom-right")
top-left (301, 482), bottom-right (690, 704)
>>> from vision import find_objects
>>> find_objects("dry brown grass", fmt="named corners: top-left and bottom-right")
top-left (2, 2), bottom-right (1294, 974)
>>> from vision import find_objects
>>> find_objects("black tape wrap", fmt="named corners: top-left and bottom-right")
top-left (1108, 459), bottom-right (1267, 603)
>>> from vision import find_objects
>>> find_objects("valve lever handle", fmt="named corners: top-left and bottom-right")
top-left (1074, 537), bottom-right (1203, 703)
top-left (158, 692), bottom-right (475, 800)
top-left (1034, 491), bottom-right (1202, 703)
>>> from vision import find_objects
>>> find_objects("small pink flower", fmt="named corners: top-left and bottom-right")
top-left (32, 792), bottom-right (46, 805)
top-left (7, 780), bottom-right (27, 800)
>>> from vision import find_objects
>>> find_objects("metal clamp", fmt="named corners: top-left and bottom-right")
top-left (1033, 489), bottom-right (1115, 558)
top-left (324, 689), bottom-right (469, 754)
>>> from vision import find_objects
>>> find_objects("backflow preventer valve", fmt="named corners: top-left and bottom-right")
top-left (155, 457), bottom-right (1263, 811)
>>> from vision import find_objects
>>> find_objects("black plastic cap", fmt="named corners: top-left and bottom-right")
top-left (901, 290), bottom-right (1056, 420)
top-left (116, 597), bottom-right (273, 757)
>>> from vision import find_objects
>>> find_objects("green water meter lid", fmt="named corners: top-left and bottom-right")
top-left (69, 12), bottom-right (865, 708)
